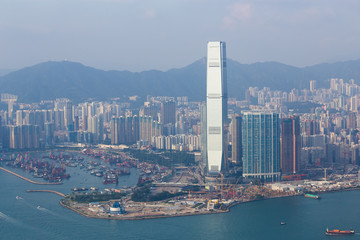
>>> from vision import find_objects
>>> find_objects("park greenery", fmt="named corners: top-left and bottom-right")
top-left (125, 149), bottom-right (195, 167)
top-left (69, 192), bottom-right (127, 203)
top-left (131, 183), bottom-right (185, 202)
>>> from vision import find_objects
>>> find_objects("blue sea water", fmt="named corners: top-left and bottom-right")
top-left (1, 156), bottom-right (360, 239)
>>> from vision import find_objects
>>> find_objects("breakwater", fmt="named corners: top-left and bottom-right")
top-left (26, 190), bottom-right (66, 197)
top-left (0, 167), bottom-right (62, 185)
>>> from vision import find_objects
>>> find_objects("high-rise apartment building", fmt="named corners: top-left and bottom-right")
top-left (0, 116), bottom-right (2, 149)
top-left (139, 116), bottom-right (162, 144)
top-left (88, 114), bottom-right (104, 143)
top-left (206, 41), bottom-right (227, 174)
top-left (6, 125), bottom-right (40, 149)
top-left (64, 101), bottom-right (73, 130)
top-left (111, 116), bottom-right (140, 145)
top-left (54, 110), bottom-right (65, 130)
top-left (304, 120), bottom-right (320, 135)
top-left (16, 110), bottom-right (23, 125)
top-left (141, 104), bottom-right (159, 121)
top-left (44, 122), bottom-right (54, 147)
top-left (231, 115), bottom-right (242, 164)
top-left (351, 96), bottom-right (358, 112)
top-left (242, 111), bottom-right (280, 182)
top-left (200, 102), bottom-right (207, 170)
top-left (310, 80), bottom-right (317, 92)
top-left (281, 116), bottom-right (301, 174)
top-left (110, 117), bottom-right (119, 145)
top-left (160, 100), bottom-right (176, 125)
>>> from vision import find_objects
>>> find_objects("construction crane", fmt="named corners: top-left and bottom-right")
top-left (218, 171), bottom-right (224, 200)
top-left (225, 176), bottom-right (242, 199)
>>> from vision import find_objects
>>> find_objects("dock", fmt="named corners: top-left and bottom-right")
top-left (0, 166), bottom-right (62, 185)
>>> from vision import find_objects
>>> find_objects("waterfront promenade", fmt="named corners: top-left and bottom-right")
top-left (0, 167), bottom-right (62, 185)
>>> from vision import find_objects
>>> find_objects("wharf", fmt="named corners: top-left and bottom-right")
top-left (0, 166), bottom-right (62, 185)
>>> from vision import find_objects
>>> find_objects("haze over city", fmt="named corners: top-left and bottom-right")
top-left (1, 0), bottom-right (360, 71)
top-left (2, 1), bottom-right (360, 239)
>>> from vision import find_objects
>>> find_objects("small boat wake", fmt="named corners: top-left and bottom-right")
top-left (36, 206), bottom-right (64, 218)
top-left (0, 211), bottom-right (19, 224)
top-left (0, 210), bottom-right (56, 235)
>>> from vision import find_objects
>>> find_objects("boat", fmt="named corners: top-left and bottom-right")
top-left (326, 228), bottom-right (355, 235)
top-left (15, 196), bottom-right (23, 200)
top-left (304, 193), bottom-right (321, 199)
top-left (33, 173), bottom-right (44, 178)
top-left (103, 173), bottom-right (118, 184)
top-left (37, 206), bottom-right (41, 209)
top-left (280, 222), bottom-right (286, 225)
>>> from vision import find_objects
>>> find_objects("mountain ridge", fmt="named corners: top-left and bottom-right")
top-left (1, 58), bottom-right (360, 103)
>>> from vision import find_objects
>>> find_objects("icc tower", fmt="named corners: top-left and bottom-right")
top-left (206, 41), bottom-right (228, 175)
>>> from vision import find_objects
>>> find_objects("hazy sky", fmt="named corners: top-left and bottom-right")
top-left (0, 0), bottom-right (359, 71)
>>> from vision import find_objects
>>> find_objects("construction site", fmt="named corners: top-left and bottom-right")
top-left (60, 167), bottom-right (303, 220)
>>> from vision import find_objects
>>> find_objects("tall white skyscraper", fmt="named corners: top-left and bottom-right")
top-left (206, 41), bottom-right (227, 174)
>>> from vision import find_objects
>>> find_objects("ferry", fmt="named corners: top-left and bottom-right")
top-left (304, 193), bottom-right (321, 199)
top-left (326, 228), bottom-right (355, 235)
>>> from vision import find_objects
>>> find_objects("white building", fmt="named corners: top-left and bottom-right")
top-left (206, 41), bottom-right (227, 174)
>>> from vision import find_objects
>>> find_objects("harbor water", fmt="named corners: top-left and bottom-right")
top-left (1, 157), bottom-right (360, 239)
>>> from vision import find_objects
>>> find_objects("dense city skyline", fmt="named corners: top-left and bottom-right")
top-left (1, 1), bottom-right (360, 238)
top-left (1, 0), bottom-right (360, 71)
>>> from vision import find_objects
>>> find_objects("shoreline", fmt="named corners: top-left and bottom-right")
top-left (58, 187), bottom-right (360, 221)
top-left (4, 154), bottom-right (359, 221)
top-left (58, 193), bottom-right (303, 221)
top-left (59, 200), bottom-right (229, 220)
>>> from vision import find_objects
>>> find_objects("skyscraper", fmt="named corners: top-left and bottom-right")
top-left (242, 111), bottom-right (280, 182)
top-left (0, 116), bottom-right (2, 149)
top-left (200, 102), bottom-right (207, 170)
top-left (160, 100), bottom-right (176, 125)
top-left (16, 110), bottom-right (23, 126)
top-left (231, 115), bottom-right (242, 164)
top-left (206, 41), bottom-right (227, 174)
top-left (110, 117), bottom-right (120, 145)
top-left (310, 80), bottom-right (317, 92)
top-left (88, 114), bottom-right (104, 144)
top-left (281, 116), bottom-right (301, 174)
top-left (64, 100), bottom-right (73, 130)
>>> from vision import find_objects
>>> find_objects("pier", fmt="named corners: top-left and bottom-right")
top-left (26, 190), bottom-right (66, 198)
top-left (0, 167), bottom-right (62, 185)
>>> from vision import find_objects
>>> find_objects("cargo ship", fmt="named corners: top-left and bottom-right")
top-left (326, 228), bottom-right (355, 235)
top-left (304, 193), bottom-right (321, 199)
